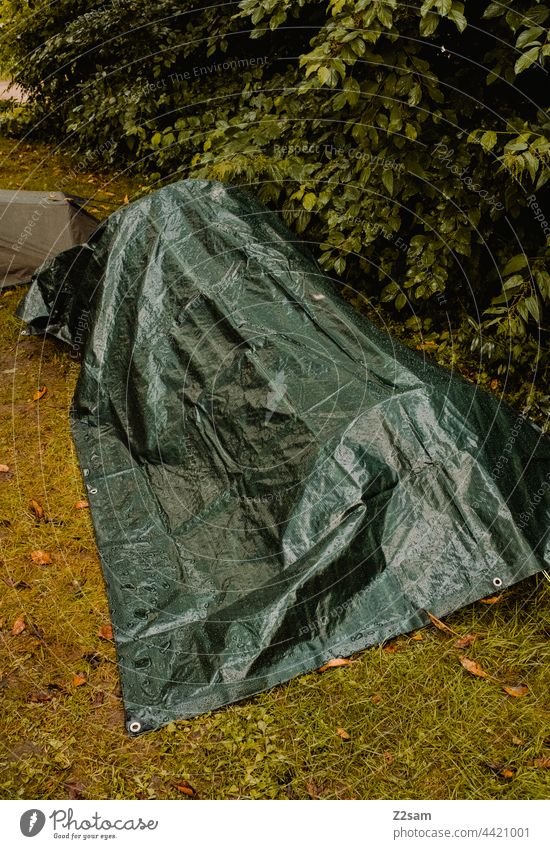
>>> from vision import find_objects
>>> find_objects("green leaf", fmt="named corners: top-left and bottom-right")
top-left (395, 293), bottom-right (407, 310)
top-left (302, 192), bottom-right (317, 212)
top-left (503, 255), bottom-right (528, 275)
top-left (334, 255), bottom-right (346, 276)
top-left (483, 2), bottom-right (504, 18)
top-left (514, 46), bottom-right (541, 75)
top-left (525, 295), bottom-right (541, 322)
top-left (382, 170), bottom-right (394, 195)
top-left (516, 27), bottom-right (544, 50)
top-left (449, 10), bottom-right (467, 32)
top-left (381, 282), bottom-right (400, 302)
top-left (480, 130), bottom-right (497, 151)
top-left (419, 11), bottom-right (439, 36)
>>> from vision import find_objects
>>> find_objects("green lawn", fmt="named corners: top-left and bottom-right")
top-left (0, 133), bottom-right (549, 800)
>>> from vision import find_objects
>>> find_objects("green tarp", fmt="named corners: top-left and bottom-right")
top-left (17, 180), bottom-right (550, 735)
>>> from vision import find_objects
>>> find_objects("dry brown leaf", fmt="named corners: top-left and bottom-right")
top-left (533, 757), bottom-right (550, 769)
top-left (31, 549), bottom-right (52, 566)
top-left (410, 632), bottom-right (424, 641)
top-left (123, 194), bottom-right (129, 204)
top-left (426, 610), bottom-right (459, 635)
top-left (72, 673), bottom-right (87, 687)
top-left (74, 500), bottom-right (89, 510)
top-left (12, 616), bottom-right (26, 635)
top-left (92, 691), bottom-right (105, 708)
top-left (305, 781), bottom-right (321, 799)
top-left (383, 642), bottom-right (398, 653)
top-left (97, 624), bottom-right (113, 641)
top-left (175, 779), bottom-right (196, 797)
top-left (383, 751), bottom-right (394, 764)
top-left (64, 780), bottom-right (86, 800)
top-left (336, 727), bottom-right (351, 741)
top-left (29, 499), bottom-right (45, 520)
top-left (454, 633), bottom-right (478, 649)
top-left (511, 736), bottom-right (525, 746)
top-left (32, 386), bottom-right (47, 401)
top-left (371, 693), bottom-right (382, 705)
top-left (28, 690), bottom-right (52, 703)
top-left (0, 463), bottom-right (9, 473)
top-left (318, 657), bottom-right (352, 672)
top-left (487, 762), bottom-right (515, 779)
top-left (503, 684), bottom-right (529, 698)
top-left (480, 594), bottom-right (503, 605)
top-left (459, 655), bottom-right (489, 679)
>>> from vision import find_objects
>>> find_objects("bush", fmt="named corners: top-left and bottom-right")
top-left (2, 0), bottom-right (549, 415)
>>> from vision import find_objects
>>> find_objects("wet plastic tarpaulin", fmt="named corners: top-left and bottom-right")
top-left (17, 180), bottom-right (550, 735)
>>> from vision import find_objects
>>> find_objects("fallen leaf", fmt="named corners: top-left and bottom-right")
top-left (0, 463), bottom-right (9, 472)
top-left (480, 594), bottom-right (503, 605)
top-left (72, 673), bottom-right (87, 687)
top-left (336, 727), bottom-right (351, 741)
top-left (32, 386), bottom-right (47, 401)
top-left (74, 500), bottom-right (89, 510)
top-left (306, 781), bottom-right (320, 799)
top-left (31, 549), bottom-right (52, 566)
top-left (28, 690), bottom-right (52, 703)
top-left (487, 762), bottom-right (515, 779)
top-left (92, 691), bottom-right (105, 707)
top-left (511, 736), bottom-right (525, 746)
top-left (382, 642), bottom-right (398, 653)
top-left (490, 379), bottom-right (499, 390)
top-left (29, 499), bottom-right (45, 520)
top-left (425, 610), bottom-right (459, 636)
top-left (318, 657), bottom-right (352, 672)
top-left (12, 616), bottom-right (26, 635)
top-left (97, 624), bottom-right (113, 641)
top-left (383, 751), bottom-right (394, 764)
top-left (175, 779), bottom-right (196, 797)
top-left (81, 652), bottom-right (103, 668)
top-left (459, 655), bottom-right (489, 679)
top-left (533, 757), bottom-right (550, 768)
top-left (28, 622), bottom-right (45, 641)
top-left (410, 632), bottom-right (424, 641)
top-left (123, 194), bottom-right (129, 204)
top-left (503, 684), bottom-right (529, 698)
top-left (63, 781), bottom-right (86, 800)
top-left (371, 693), bottom-right (382, 705)
top-left (3, 577), bottom-right (30, 589)
top-left (454, 633), bottom-right (479, 649)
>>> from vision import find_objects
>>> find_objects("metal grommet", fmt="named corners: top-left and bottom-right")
top-left (88, 486), bottom-right (98, 495)
top-left (83, 468), bottom-right (90, 477)
top-left (493, 577), bottom-right (503, 588)
top-left (128, 721), bottom-right (141, 734)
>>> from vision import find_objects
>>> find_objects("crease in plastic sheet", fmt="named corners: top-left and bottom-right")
top-left (17, 180), bottom-right (550, 734)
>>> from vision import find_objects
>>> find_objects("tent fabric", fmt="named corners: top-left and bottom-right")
top-left (0, 189), bottom-right (97, 288)
top-left (16, 180), bottom-right (550, 735)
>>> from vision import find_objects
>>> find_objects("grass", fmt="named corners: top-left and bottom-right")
top-left (0, 133), bottom-right (549, 800)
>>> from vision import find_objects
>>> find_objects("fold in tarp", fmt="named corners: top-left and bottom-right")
top-left (17, 180), bottom-right (550, 734)
top-left (0, 189), bottom-right (97, 288)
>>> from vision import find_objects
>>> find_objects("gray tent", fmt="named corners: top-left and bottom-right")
top-left (0, 190), bottom-right (97, 288)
